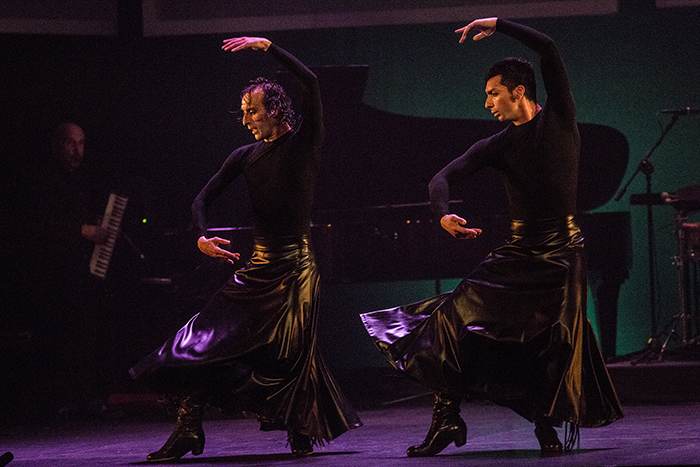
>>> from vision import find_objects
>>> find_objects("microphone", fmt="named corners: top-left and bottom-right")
top-left (659, 107), bottom-right (700, 116)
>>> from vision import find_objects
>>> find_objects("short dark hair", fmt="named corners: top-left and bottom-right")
top-left (485, 57), bottom-right (537, 103)
top-left (240, 77), bottom-right (297, 128)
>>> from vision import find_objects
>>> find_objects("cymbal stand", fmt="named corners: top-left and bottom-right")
top-left (657, 208), bottom-right (698, 360)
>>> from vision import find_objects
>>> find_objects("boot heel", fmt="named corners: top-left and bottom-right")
top-left (191, 438), bottom-right (205, 456)
top-left (288, 431), bottom-right (314, 456)
top-left (535, 424), bottom-right (562, 453)
top-left (147, 396), bottom-right (206, 462)
top-left (455, 427), bottom-right (467, 447)
top-left (406, 392), bottom-right (467, 457)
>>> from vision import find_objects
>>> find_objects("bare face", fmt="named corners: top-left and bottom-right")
top-left (484, 75), bottom-right (519, 122)
top-left (55, 123), bottom-right (85, 171)
top-left (240, 88), bottom-right (280, 142)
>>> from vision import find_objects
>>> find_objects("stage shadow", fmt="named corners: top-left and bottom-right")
top-left (131, 450), bottom-right (359, 465)
top-left (440, 447), bottom-right (612, 460)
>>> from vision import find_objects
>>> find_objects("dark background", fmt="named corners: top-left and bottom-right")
top-left (1, 0), bottom-right (699, 408)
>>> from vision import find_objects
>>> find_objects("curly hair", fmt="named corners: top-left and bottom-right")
top-left (240, 77), bottom-right (297, 128)
top-left (485, 57), bottom-right (537, 103)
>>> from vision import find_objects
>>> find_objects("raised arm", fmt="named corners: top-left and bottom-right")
top-left (266, 43), bottom-right (322, 136)
top-left (221, 36), bottom-right (316, 90)
top-left (456, 18), bottom-right (575, 121)
top-left (222, 37), bottom-right (322, 132)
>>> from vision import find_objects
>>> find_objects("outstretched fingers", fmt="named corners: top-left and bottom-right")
top-left (222, 37), bottom-right (248, 52)
top-left (222, 36), bottom-right (270, 52)
top-left (455, 24), bottom-right (474, 43)
top-left (455, 17), bottom-right (497, 43)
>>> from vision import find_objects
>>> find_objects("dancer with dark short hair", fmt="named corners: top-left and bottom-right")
top-left (361, 17), bottom-right (622, 456)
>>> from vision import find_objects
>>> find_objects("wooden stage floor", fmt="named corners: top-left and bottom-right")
top-left (1, 400), bottom-right (698, 466)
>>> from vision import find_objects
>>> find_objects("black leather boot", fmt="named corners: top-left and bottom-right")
top-left (288, 430), bottom-right (313, 457)
top-left (147, 396), bottom-right (206, 462)
top-left (407, 392), bottom-right (467, 457)
top-left (534, 421), bottom-right (563, 453)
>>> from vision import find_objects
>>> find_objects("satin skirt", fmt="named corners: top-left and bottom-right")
top-left (361, 216), bottom-right (623, 428)
top-left (130, 236), bottom-right (361, 443)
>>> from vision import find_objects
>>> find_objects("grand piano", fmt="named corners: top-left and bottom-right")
top-left (132, 65), bottom-right (631, 362)
top-left (282, 65), bottom-right (632, 360)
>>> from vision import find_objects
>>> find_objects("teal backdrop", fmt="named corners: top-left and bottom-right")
top-left (272, 7), bottom-right (700, 359)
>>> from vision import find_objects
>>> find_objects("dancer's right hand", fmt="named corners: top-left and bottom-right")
top-left (198, 236), bottom-right (240, 263)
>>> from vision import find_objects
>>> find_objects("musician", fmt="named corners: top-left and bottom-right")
top-left (44, 123), bottom-right (110, 246)
top-left (361, 18), bottom-right (623, 456)
top-left (29, 122), bottom-right (111, 416)
top-left (129, 37), bottom-right (361, 462)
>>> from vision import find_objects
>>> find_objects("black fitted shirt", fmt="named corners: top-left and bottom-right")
top-left (429, 19), bottom-right (579, 222)
top-left (192, 43), bottom-right (323, 238)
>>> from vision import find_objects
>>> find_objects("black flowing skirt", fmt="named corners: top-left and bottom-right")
top-left (130, 236), bottom-right (361, 443)
top-left (361, 216), bottom-right (623, 428)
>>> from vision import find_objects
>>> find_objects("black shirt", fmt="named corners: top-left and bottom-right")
top-left (429, 19), bottom-right (579, 222)
top-left (192, 43), bottom-right (323, 238)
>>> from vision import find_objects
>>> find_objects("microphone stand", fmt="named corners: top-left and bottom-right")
top-left (614, 114), bottom-right (680, 357)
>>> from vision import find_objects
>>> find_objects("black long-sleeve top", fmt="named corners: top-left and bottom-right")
top-left (429, 19), bottom-right (580, 222)
top-left (192, 43), bottom-right (323, 238)
top-left (33, 157), bottom-right (107, 265)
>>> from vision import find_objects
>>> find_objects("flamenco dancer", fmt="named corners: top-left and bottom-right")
top-left (361, 17), bottom-right (622, 456)
top-left (130, 36), bottom-right (361, 462)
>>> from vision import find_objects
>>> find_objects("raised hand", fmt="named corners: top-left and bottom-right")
top-left (222, 36), bottom-right (271, 53)
top-left (455, 17), bottom-right (498, 43)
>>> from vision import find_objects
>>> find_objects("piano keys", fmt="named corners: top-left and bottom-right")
top-left (90, 193), bottom-right (128, 279)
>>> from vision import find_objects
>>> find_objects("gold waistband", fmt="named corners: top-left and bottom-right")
top-left (510, 215), bottom-right (578, 236)
top-left (253, 235), bottom-right (309, 252)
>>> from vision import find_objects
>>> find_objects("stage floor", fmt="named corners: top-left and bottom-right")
top-left (1, 401), bottom-right (698, 466)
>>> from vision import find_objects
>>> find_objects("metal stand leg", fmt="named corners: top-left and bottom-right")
top-left (657, 210), bottom-right (698, 360)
